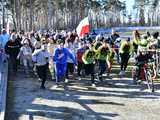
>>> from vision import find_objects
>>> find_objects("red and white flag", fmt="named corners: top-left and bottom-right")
top-left (76, 17), bottom-right (90, 38)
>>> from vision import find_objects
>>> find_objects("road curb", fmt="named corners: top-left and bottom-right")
top-left (0, 62), bottom-right (8, 120)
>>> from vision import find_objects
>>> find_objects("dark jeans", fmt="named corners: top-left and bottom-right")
top-left (115, 50), bottom-right (120, 64)
top-left (55, 63), bottom-right (67, 83)
top-left (66, 62), bottom-right (74, 79)
top-left (85, 63), bottom-right (95, 83)
top-left (77, 62), bottom-right (85, 76)
top-left (98, 60), bottom-right (107, 80)
top-left (9, 55), bottom-right (18, 73)
top-left (133, 43), bottom-right (138, 54)
top-left (120, 53), bottom-right (130, 71)
top-left (36, 64), bottom-right (47, 87)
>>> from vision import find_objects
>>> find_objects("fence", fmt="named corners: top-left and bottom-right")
top-left (0, 52), bottom-right (8, 120)
top-left (93, 26), bottom-right (160, 34)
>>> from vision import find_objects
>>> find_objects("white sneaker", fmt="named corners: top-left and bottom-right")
top-left (119, 71), bottom-right (122, 76)
top-left (38, 78), bottom-right (42, 82)
top-left (78, 77), bottom-right (81, 81)
top-left (92, 83), bottom-right (96, 87)
top-left (54, 84), bottom-right (58, 88)
top-left (65, 79), bottom-right (69, 83)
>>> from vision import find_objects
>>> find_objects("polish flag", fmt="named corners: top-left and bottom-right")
top-left (76, 17), bottom-right (90, 38)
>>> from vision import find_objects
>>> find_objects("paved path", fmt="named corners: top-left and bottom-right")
top-left (5, 69), bottom-right (160, 120)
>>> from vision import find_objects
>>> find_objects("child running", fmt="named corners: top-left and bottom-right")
top-left (53, 39), bottom-right (76, 87)
top-left (82, 43), bottom-right (96, 87)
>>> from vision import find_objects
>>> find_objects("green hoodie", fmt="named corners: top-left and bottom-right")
top-left (97, 45), bottom-right (111, 61)
top-left (119, 40), bottom-right (132, 54)
top-left (82, 49), bottom-right (96, 64)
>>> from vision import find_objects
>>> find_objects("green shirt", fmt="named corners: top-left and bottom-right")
top-left (82, 50), bottom-right (96, 64)
top-left (119, 40), bottom-right (132, 54)
top-left (97, 46), bottom-right (111, 61)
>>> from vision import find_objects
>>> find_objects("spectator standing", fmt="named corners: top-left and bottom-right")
top-left (17, 39), bottom-right (33, 76)
top-left (0, 29), bottom-right (10, 48)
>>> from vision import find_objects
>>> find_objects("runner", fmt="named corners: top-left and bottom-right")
top-left (97, 40), bottom-right (111, 81)
top-left (82, 43), bottom-right (96, 87)
top-left (119, 38), bottom-right (132, 76)
top-left (17, 38), bottom-right (32, 76)
top-left (132, 30), bottom-right (141, 55)
top-left (65, 41), bottom-right (76, 82)
top-left (53, 39), bottom-right (76, 87)
top-left (32, 41), bottom-right (50, 89)
top-left (5, 33), bottom-right (21, 73)
top-left (77, 41), bottom-right (86, 80)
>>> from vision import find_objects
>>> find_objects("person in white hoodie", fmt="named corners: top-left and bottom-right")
top-left (17, 38), bottom-right (32, 76)
top-left (32, 42), bottom-right (50, 89)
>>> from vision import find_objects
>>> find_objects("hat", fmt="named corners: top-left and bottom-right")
top-left (10, 34), bottom-right (16, 40)
top-left (127, 37), bottom-right (130, 41)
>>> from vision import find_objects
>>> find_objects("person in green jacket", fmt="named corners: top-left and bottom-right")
top-left (82, 43), bottom-right (96, 87)
top-left (93, 40), bottom-right (102, 60)
top-left (97, 40), bottom-right (111, 81)
top-left (137, 34), bottom-right (149, 54)
top-left (132, 30), bottom-right (141, 54)
top-left (119, 38), bottom-right (132, 76)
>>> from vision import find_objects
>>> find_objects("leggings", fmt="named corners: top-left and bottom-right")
top-left (120, 53), bottom-right (130, 71)
top-left (55, 63), bottom-right (67, 83)
top-left (85, 63), bottom-right (95, 83)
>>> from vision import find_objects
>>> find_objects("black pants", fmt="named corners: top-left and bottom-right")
top-left (98, 60), bottom-right (107, 80)
top-left (85, 63), bottom-right (95, 83)
top-left (77, 62), bottom-right (85, 76)
top-left (133, 43), bottom-right (138, 54)
top-left (65, 63), bottom-right (74, 79)
top-left (120, 53), bottom-right (130, 71)
top-left (36, 64), bottom-right (47, 87)
top-left (9, 55), bottom-right (18, 73)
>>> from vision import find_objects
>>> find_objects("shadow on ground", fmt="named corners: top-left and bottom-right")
top-left (5, 67), bottom-right (160, 120)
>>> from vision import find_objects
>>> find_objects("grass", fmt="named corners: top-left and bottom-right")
top-left (112, 60), bottom-right (160, 82)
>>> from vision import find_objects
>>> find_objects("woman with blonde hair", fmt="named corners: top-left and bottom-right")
top-left (132, 30), bottom-right (141, 54)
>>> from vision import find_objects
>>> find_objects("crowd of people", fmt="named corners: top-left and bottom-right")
top-left (0, 29), bottom-right (159, 89)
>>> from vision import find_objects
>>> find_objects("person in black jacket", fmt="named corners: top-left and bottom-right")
top-left (5, 33), bottom-right (21, 73)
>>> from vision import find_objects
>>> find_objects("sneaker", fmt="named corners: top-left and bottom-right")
top-left (40, 86), bottom-right (46, 89)
top-left (137, 80), bottom-right (142, 84)
top-left (107, 73), bottom-right (110, 76)
top-left (119, 71), bottom-right (123, 76)
top-left (99, 77), bottom-right (103, 82)
top-left (65, 79), bottom-right (69, 83)
top-left (78, 77), bottom-right (81, 81)
top-left (92, 83), bottom-right (96, 87)
top-left (54, 84), bottom-right (58, 88)
top-left (38, 78), bottom-right (42, 82)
